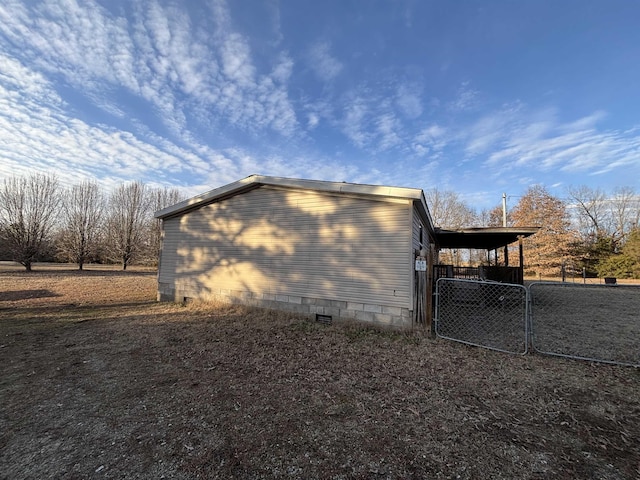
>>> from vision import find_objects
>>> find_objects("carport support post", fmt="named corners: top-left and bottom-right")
top-left (503, 192), bottom-right (509, 266)
top-left (426, 244), bottom-right (435, 336)
top-left (519, 236), bottom-right (524, 267)
top-left (518, 236), bottom-right (524, 283)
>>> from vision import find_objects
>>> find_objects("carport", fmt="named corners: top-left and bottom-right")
top-left (433, 227), bottom-right (539, 284)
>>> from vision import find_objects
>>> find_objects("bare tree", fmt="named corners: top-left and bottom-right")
top-left (424, 188), bottom-right (478, 266)
top-left (567, 185), bottom-right (611, 242)
top-left (424, 188), bottom-right (477, 228)
top-left (146, 186), bottom-right (183, 265)
top-left (610, 186), bottom-right (640, 247)
top-left (0, 173), bottom-right (61, 271)
top-left (567, 185), bottom-right (639, 274)
top-left (479, 204), bottom-right (506, 228)
top-left (105, 182), bottom-right (151, 270)
top-left (57, 180), bottom-right (105, 270)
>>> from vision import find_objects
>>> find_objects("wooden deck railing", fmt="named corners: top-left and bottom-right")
top-left (434, 265), bottom-right (523, 284)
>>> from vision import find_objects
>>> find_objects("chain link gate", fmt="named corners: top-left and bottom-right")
top-left (435, 278), bottom-right (640, 367)
top-left (529, 282), bottom-right (640, 367)
top-left (434, 278), bottom-right (528, 355)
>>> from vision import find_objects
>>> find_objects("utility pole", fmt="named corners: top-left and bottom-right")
top-left (502, 193), bottom-right (508, 267)
top-left (502, 193), bottom-right (507, 227)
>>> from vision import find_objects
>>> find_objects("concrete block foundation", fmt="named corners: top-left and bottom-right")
top-left (157, 282), bottom-right (413, 329)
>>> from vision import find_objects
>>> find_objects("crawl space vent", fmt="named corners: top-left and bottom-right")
top-left (315, 314), bottom-right (332, 325)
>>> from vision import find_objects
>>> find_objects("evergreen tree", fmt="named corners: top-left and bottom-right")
top-left (597, 228), bottom-right (640, 279)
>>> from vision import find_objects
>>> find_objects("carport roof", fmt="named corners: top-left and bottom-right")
top-left (434, 227), bottom-right (539, 250)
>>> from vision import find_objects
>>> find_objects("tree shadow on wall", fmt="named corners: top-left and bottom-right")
top-left (162, 187), bottom-right (413, 308)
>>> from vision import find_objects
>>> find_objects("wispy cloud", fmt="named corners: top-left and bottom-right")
top-left (338, 87), bottom-right (411, 153)
top-left (376, 113), bottom-right (403, 150)
top-left (448, 81), bottom-right (480, 112)
top-left (300, 98), bottom-right (334, 131)
top-left (0, 49), bottom-right (302, 194)
top-left (308, 41), bottom-right (343, 82)
top-left (412, 124), bottom-right (448, 158)
top-left (0, 56), bottom-right (196, 183)
top-left (0, 0), bottom-right (298, 140)
top-left (395, 83), bottom-right (423, 119)
top-left (1, 0), bottom-right (637, 204)
top-left (464, 102), bottom-right (526, 156)
top-left (0, 49), bottom-right (359, 196)
top-left (341, 95), bottom-right (372, 148)
top-left (465, 106), bottom-right (640, 177)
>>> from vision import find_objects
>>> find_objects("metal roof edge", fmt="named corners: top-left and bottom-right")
top-left (155, 174), bottom-right (426, 219)
top-left (255, 175), bottom-right (424, 200)
top-left (155, 175), bottom-right (261, 219)
top-left (434, 227), bottom-right (540, 235)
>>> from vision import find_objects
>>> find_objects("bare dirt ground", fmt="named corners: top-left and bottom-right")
top-left (1, 265), bottom-right (639, 479)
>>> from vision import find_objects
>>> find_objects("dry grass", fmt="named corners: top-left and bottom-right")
top-left (525, 275), bottom-right (640, 286)
top-left (529, 283), bottom-right (640, 366)
top-left (1, 264), bottom-right (639, 479)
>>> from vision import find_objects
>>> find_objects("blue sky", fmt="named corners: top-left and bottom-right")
top-left (0, 0), bottom-right (639, 211)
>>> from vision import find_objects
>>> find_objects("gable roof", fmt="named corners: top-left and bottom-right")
top-left (155, 174), bottom-right (435, 230)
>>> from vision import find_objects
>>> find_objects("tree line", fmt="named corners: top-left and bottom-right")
top-left (426, 184), bottom-right (640, 279)
top-left (1, 173), bottom-right (639, 278)
top-left (0, 173), bottom-right (182, 271)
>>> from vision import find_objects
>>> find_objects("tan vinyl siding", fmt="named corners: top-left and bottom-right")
top-left (159, 186), bottom-right (413, 308)
top-left (412, 204), bottom-right (435, 250)
top-left (410, 206), bottom-right (425, 314)
top-left (412, 210), bottom-right (422, 252)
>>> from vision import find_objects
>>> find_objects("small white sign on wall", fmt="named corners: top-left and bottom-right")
top-left (415, 258), bottom-right (427, 271)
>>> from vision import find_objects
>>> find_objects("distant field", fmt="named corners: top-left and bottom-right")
top-left (1, 266), bottom-right (639, 479)
top-left (524, 274), bottom-right (640, 285)
top-left (0, 261), bottom-right (157, 273)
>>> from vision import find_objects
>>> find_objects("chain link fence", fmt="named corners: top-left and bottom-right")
top-left (434, 278), bottom-right (640, 367)
top-left (529, 282), bottom-right (640, 367)
top-left (434, 278), bottom-right (528, 354)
